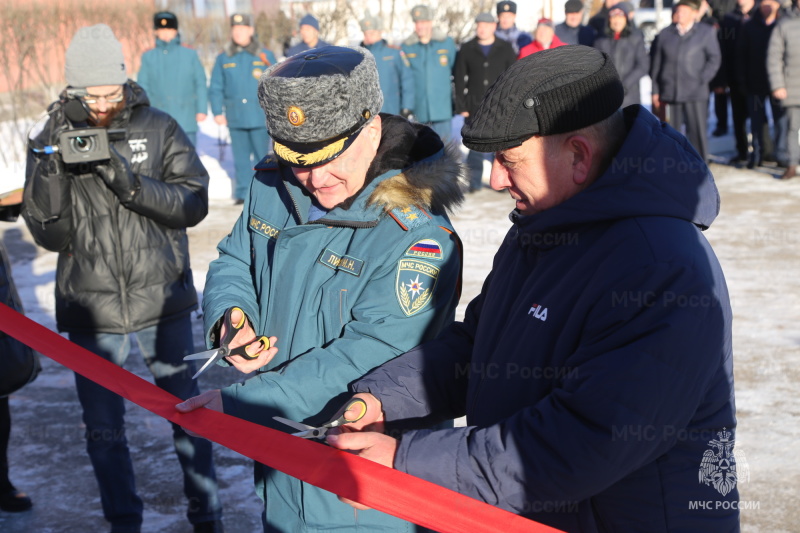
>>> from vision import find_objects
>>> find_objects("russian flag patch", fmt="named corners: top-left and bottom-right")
top-left (405, 239), bottom-right (443, 261)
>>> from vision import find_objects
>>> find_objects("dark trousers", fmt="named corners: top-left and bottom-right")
top-left (668, 100), bottom-right (709, 161)
top-left (0, 396), bottom-right (12, 493)
top-left (69, 316), bottom-right (221, 532)
top-left (747, 94), bottom-right (787, 164)
top-left (714, 90), bottom-right (728, 132)
top-left (730, 86), bottom-right (750, 159)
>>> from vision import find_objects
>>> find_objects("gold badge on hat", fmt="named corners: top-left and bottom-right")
top-left (160, 19), bottom-right (167, 26)
top-left (504, 5), bottom-right (510, 10)
top-left (413, 9), bottom-right (421, 17)
top-left (234, 14), bottom-right (243, 23)
top-left (288, 106), bottom-right (305, 126)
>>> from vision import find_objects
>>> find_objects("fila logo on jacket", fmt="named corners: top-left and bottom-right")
top-left (528, 302), bottom-right (548, 322)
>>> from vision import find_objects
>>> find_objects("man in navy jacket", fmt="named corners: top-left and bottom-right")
top-left (329, 46), bottom-right (740, 532)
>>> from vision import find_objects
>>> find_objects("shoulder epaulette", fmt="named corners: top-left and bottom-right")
top-left (254, 155), bottom-right (279, 172)
top-left (388, 205), bottom-right (432, 231)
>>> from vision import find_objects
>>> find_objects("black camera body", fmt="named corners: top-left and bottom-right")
top-left (57, 127), bottom-right (112, 164)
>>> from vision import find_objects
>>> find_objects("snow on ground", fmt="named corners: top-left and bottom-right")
top-left (0, 102), bottom-right (799, 532)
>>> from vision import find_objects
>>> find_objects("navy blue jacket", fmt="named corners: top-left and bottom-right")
top-left (355, 106), bottom-right (739, 532)
top-left (650, 22), bottom-right (722, 102)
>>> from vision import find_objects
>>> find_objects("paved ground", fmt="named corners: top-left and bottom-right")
top-left (1, 145), bottom-right (798, 532)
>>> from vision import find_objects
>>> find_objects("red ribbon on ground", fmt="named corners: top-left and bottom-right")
top-left (0, 303), bottom-right (563, 533)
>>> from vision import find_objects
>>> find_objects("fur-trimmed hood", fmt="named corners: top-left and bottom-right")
top-left (365, 114), bottom-right (465, 215)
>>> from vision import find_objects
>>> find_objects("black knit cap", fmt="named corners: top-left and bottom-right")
top-left (461, 46), bottom-right (624, 153)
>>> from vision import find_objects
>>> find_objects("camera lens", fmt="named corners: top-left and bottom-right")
top-left (71, 135), bottom-right (95, 153)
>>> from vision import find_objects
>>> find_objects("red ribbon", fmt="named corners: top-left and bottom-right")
top-left (0, 303), bottom-right (562, 533)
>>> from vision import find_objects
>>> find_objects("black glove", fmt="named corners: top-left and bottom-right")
top-left (400, 108), bottom-right (415, 121)
top-left (95, 145), bottom-right (140, 204)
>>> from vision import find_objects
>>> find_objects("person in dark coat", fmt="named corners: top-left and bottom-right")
top-left (22, 25), bottom-right (222, 533)
top-left (593, 2), bottom-right (649, 108)
top-left (706, 0), bottom-right (738, 138)
top-left (494, 1), bottom-right (532, 54)
top-left (588, 0), bottom-right (623, 34)
top-left (718, 0), bottom-right (758, 164)
top-left (328, 46), bottom-right (739, 533)
top-left (285, 14), bottom-right (331, 57)
top-left (0, 192), bottom-right (33, 514)
top-left (556, 0), bottom-right (598, 46)
top-left (737, 0), bottom-right (788, 168)
top-left (454, 12), bottom-right (517, 191)
top-left (650, 0), bottom-right (722, 161)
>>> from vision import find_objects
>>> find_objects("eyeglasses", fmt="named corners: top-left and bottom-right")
top-left (81, 90), bottom-right (124, 104)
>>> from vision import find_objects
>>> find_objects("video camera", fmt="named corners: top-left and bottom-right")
top-left (57, 128), bottom-right (114, 164)
top-left (48, 88), bottom-right (125, 164)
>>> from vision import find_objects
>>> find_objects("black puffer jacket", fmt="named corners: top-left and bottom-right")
top-left (23, 81), bottom-right (208, 333)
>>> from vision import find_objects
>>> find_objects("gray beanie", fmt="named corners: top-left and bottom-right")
top-left (65, 24), bottom-right (127, 88)
top-left (258, 46), bottom-right (383, 168)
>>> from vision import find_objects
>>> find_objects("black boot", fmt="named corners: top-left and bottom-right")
top-left (0, 489), bottom-right (32, 512)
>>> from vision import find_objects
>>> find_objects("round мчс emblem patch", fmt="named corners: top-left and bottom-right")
top-left (288, 106), bottom-right (305, 126)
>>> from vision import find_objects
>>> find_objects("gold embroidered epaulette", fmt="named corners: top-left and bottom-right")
top-left (388, 205), bottom-right (431, 231)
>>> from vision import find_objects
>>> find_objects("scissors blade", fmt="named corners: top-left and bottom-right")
top-left (272, 416), bottom-right (315, 433)
top-left (183, 348), bottom-right (222, 361)
top-left (292, 427), bottom-right (327, 439)
top-left (190, 350), bottom-right (226, 379)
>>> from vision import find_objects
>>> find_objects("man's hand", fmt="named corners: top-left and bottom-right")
top-left (95, 145), bottom-right (139, 204)
top-left (196, 113), bottom-right (208, 122)
top-left (651, 93), bottom-right (661, 109)
top-left (221, 307), bottom-right (279, 374)
top-left (773, 88), bottom-right (788, 100)
top-left (175, 389), bottom-right (223, 438)
top-left (214, 115), bottom-right (227, 126)
top-left (326, 431), bottom-right (399, 510)
top-left (337, 393), bottom-right (385, 431)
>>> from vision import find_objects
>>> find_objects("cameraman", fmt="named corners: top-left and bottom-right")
top-left (22, 24), bottom-right (223, 533)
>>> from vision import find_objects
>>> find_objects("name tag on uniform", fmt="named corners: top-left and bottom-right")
top-left (223, 62), bottom-right (237, 68)
top-left (319, 249), bottom-right (364, 276)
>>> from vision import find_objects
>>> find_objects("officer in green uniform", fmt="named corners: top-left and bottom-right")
top-left (209, 13), bottom-right (277, 204)
top-left (177, 45), bottom-right (465, 532)
top-left (402, 5), bottom-right (457, 142)
top-left (138, 11), bottom-right (208, 147)
top-left (360, 14), bottom-right (415, 117)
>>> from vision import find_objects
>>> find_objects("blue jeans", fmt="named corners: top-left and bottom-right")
top-left (229, 127), bottom-right (271, 201)
top-left (69, 316), bottom-right (221, 532)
